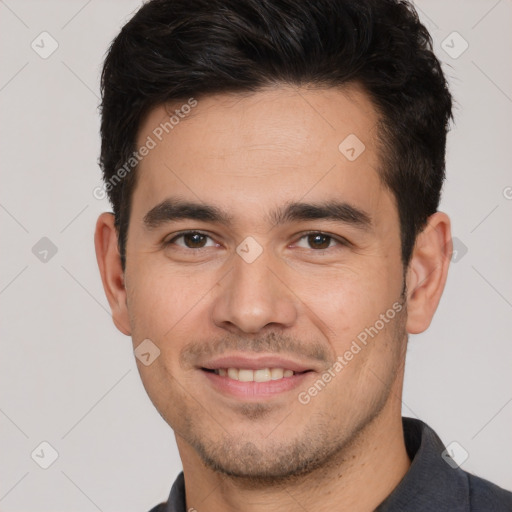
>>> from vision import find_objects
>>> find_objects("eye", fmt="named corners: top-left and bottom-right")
top-left (165, 231), bottom-right (218, 249)
top-left (163, 230), bottom-right (348, 252)
top-left (294, 232), bottom-right (347, 250)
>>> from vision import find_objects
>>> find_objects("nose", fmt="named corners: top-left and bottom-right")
top-left (211, 247), bottom-right (298, 335)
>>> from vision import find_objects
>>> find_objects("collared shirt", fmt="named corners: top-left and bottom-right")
top-left (148, 417), bottom-right (512, 511)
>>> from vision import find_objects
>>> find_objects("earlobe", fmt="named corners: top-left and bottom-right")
top-left (405, 212), bottom-right (452, 334)
top-left (94, 212), bottom-right (132, 336)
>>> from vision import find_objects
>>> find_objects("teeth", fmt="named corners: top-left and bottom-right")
top-left (238, 369), bottom-right (253, 382)
top-left (254, 368), bottom-right (271, 382)
top-left (270, 368), bottom-right (284, 380)
top-left (213, 367), bottom-right (296, 382)
top-left (227, 368), bottom-right (239, 380)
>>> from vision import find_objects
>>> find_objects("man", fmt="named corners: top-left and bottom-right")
top-left (94, 0), bottom-right (512, 510)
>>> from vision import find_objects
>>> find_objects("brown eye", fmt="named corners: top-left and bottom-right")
top-left (295, 232), bottom-right (342, 250)
top-left (166, 231), bottom-right (216, 249)
top-left (306, 233), bottom-right (332, 249)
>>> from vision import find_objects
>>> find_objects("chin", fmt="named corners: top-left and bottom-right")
top-left (188, 431), bottom-right (344, 485)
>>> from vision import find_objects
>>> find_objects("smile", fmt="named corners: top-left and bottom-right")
top-left (208, 367), bottom-right (298, 382)
top-left (201, 368), bottom-right (314, 400)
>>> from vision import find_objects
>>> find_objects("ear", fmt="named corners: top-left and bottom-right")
top-left (405, 212), bottom-right (452, 334)
top-left (94, 212), bottom-right (131, 336)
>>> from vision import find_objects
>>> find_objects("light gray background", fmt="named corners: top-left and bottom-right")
top-left (1, 0), bottom-right (511, 510)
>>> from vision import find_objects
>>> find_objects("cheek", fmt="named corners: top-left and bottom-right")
top-left (126, 264), bottom-right (204, 339)
top-left (298, 266), bottom-right (396, 348)
top-left (125, 268), bottom-right (203, 422)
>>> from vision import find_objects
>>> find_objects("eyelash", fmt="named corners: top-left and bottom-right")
top-left (164, 230), bottom-right (350, 252)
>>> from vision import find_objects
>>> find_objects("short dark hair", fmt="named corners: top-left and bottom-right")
top-left (99, 0), bottom-right (453, 270)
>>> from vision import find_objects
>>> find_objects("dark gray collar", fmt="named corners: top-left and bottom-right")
top-left (375, 417), bottom-right (470, 511)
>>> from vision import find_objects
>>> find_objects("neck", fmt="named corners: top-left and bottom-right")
top-left (176, 404), bottom-right (410, 512)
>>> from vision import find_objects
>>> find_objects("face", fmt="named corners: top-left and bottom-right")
top-left (120, 85), bottom-right (410, 479)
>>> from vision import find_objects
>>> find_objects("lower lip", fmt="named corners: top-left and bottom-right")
top-left (201, 370), bottom-right (313, 400)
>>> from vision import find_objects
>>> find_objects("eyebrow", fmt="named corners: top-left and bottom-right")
top-left (143, 197), bottom-right (372, 231)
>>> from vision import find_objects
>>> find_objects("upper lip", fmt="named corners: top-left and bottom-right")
top-left (199, 354), bottom-right (319, 373)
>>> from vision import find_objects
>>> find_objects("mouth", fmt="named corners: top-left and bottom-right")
top-left (198, 355), bottom-right (317, 400)
top-left (202, 367), bottom-right (310, 382)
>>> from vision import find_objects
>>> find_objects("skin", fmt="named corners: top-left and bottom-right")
top-left (95, 84), bottom-right (452, 512)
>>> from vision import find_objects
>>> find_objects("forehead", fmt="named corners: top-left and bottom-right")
top-left (132, 84), bottom-right (390, 226)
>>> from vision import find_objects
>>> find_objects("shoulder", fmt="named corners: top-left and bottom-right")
top-left (147, 503), bottom-right (167, 512)
top-left (466, 472), bottom-right (512, 511)
top-left (145, 471), bottom-right (185, 512)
